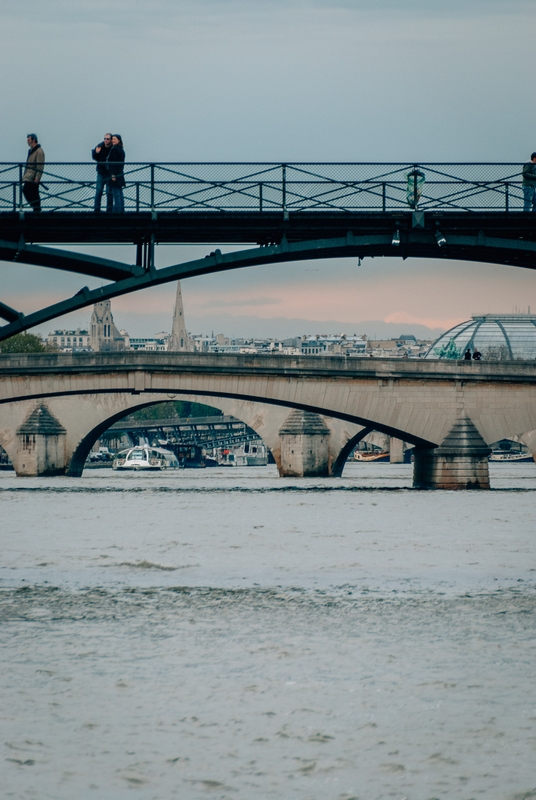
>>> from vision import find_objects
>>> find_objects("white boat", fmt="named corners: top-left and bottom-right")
top-left (112, 445), bottom-right (180, 471)
top-left (216, 443), bottom-right (269, 467)
top-left (234, 442), bottom-right (268, 467)
top-left (489, 451), bottom-right (534, 463)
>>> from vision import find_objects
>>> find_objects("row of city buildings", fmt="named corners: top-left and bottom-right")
top-left (43, 277), bottom-right (536, 361)
top-left (45, 283), bottom-right (433, 358)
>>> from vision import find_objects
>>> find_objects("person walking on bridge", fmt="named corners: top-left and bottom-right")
top-left (92, 133), bottom-right (113, 212)
top-left (106, 134), bottom-right (125, 213)
top-left (522, 152), bottom-right (536, 211)
top-left (22, 133), bottom-right (45, 212)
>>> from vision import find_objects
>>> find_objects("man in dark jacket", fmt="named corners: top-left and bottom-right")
top-left (92, 133), bottom-right (113, 212)
top-left (23, 134), bottom-right (45, 212)
top-left (522, 152), bottom-right (536, 212)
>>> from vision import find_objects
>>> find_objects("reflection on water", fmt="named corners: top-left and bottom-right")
top-left (1, 462), bottom-right (535, 799)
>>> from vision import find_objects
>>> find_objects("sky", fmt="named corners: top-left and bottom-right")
top-left (1, 0), bottom-right (536, 340)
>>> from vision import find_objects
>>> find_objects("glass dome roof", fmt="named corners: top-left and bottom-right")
top-left (426, 314), bottom-right (536, 360)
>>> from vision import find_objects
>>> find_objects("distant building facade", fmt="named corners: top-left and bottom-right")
top-left (47, 329), bottom-right (90, 352)
top-left (300, 334), bottom-right (367, 356)
top-left (128, 334), bottom-right (170, 352)
top-left (367, 335), bottom-right (431, 358)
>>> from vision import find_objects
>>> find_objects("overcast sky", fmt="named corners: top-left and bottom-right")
top-left (2, 0), bottom-right (536, 339)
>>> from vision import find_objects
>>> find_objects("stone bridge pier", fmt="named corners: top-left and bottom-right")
top-left (413, 417), bottom-right (493, 490)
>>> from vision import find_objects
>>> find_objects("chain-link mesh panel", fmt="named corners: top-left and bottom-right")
top-left (0, 163), bottom-right (527, 212)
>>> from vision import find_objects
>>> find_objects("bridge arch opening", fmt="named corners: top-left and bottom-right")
top-left (68, 397), bottom-right (277, 477)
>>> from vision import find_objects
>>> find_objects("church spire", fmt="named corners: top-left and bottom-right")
top-left (169, 281), bottom-right (193, 351)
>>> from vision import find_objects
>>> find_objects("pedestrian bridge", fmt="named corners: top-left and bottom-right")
top-left (1, 162), bottom-right (536, 342)
top-left (1, 352), bottom-right (535, 488)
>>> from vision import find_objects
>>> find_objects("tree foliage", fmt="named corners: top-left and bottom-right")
top-left (125, 400), bottom-right (222, 422)
top-left (0, 332), bottom-right (48, 354)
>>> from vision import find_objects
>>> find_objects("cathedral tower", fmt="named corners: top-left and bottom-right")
top-left (89, 300), bottom-right (125, 352)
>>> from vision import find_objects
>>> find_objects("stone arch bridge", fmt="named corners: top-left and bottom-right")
top-left (1, 352), bottom-right (535, 489)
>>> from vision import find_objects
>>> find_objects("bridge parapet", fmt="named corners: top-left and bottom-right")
top-left (0, 162), bottom-right (528, 214)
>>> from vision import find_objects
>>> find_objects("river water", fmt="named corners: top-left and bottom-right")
top-left (1, 462), bottom-right (536, 800)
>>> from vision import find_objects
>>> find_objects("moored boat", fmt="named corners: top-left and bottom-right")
top-left (353, 450), bottom-right (390, 463)
top-left (112, 445), bottom-right (180, 471)
top-left (489, 451), bottom-right (534, 463)
top-left (214, 443), bottom-right (269, 467)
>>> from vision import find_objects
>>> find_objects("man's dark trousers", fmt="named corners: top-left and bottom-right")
top-left (23, 182), bottom-right (41, 212)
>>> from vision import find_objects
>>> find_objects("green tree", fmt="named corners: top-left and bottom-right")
top-left (125, 400), bottom-right (222, 422)
top-left (0, 332), bottom-right (48, 354)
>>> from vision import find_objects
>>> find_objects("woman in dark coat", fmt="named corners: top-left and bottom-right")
top-left (107, 135), bottom-right (125, 212)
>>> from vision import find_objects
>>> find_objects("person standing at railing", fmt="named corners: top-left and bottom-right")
top-left (22, 133), bottom-right (45, 212)
top-left (522, 152), bottom-right (536, 212)
top-left (106, 134), bottom-right (125, 213)
top-left (92, 133), bottom-right (113, 212)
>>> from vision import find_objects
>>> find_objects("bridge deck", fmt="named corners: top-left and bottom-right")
top-left (1, 210), bottom-right (536, 246)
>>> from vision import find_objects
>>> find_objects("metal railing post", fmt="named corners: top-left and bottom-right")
top-left (505, 182), bottom-right (509, 212)
top-left (413, 165), bottom-right (418, 210)
top-left (12, 182), bottom-right (17, 212)
top-left (382, 182), bottom-right (386, 211)
top-left (282, 164), bottom-right (286, 212)
top-left (150, 164), bottom-right (155, 212)
top-left (259, 182), bottom-right (263, 212)
top-left (18, 164), bottom-right (23, 213)
top-left (149, 233), bottom-right (155, 271)
top-left (136, 182), bottom-right (140, 212)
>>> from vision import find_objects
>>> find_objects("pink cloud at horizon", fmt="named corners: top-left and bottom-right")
top-left (384, 311), bottom-right (466, 331)
top-left (2, 255), bottom-right (535, 335)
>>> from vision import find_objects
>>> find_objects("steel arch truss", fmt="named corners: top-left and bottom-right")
top-left (2, 230), bottom-right (536, 342)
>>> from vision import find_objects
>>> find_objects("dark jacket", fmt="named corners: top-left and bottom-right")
top-left (106, 145), bottom-right (125, 188)
top-left (522, 161), bottom-right (536, 187)
top-left (92, 142), bottom-right (113, 176)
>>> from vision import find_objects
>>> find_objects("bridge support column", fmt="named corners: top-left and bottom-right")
top-left (413, 416), bottom-right (491, 490)
top-left (389, 436), bottom-right (405, 464)
top-left (279, 410), bottom-right (330, 477)
top-left (520, 430), bottom-right (536, 463)
top-left (15, 404), bottom-right (67, 477)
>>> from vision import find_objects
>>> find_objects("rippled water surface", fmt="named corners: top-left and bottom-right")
top-left (1, 462), bottom-right (536, 799)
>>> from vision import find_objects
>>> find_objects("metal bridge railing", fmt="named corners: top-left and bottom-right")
top-left (0, 162), bottom-right (528, 213)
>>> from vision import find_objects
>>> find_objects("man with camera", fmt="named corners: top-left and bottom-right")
top-left (92, 133), bottom-right (113, 212)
